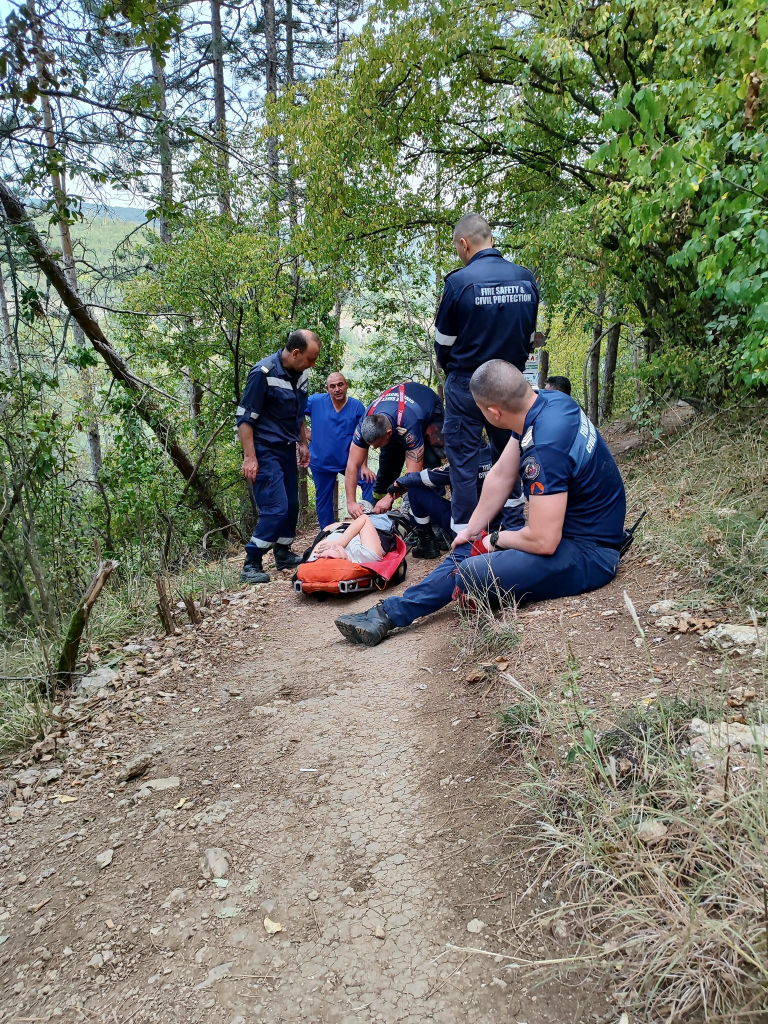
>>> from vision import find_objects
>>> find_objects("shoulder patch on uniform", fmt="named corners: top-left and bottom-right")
top-left (521, 456), bottom-right (541, 481)
top-left (521, 427), bottom-right (534, 450)
top-left (260, 364), bottom-right (270, 374)
top-left (396, 426), bottom-right (408, 436)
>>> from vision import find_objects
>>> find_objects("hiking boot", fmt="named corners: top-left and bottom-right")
top-left (412, 532), bottom-right (440, 559)
top-left (434, 527), bottom-right (451, 552)
top-left (241, 552), bottom-right (270, 584)
top-left (273, 543), bottom-right (302, 570)
top-left (335, 603), bottom-right (395, 647)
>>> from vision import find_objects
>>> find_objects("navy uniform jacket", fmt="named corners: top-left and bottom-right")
top-left (352, 382), bottom-right (441, 463)
top-left (396, 443), bottom-right (493, 493)
top-left (235, 350), bottom-right (308, 445)
top-left (514, 391), bottom-right (626, 547)
top-left (434, 249), bottom-right (539, 374)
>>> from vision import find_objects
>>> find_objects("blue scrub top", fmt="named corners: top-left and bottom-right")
top-left (514, 390), bottom-right (626, 548)
top-left (306, 392), bottom-right (367, 474)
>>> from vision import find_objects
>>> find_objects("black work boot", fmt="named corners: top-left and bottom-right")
top-left (273, 543), bottom-right (302, 570)
top-left (412, 529), bottom-right (440, 559)
top-left (241, 550), bottom-right (270, 584)
top-left (335, 603), bottom-right (395, 647)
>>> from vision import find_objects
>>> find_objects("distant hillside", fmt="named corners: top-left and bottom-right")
top-left (81, 203), bottom-right (147, 224)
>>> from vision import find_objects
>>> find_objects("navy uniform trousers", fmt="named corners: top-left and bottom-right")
top-left (381, 538), bottom-right (620, 627)
top-left (246, 443), bottom-right (299, 555)
top-left (443, 371), bottom-right (524, 533)
top-left (408, 487), bottom-right (451, 535)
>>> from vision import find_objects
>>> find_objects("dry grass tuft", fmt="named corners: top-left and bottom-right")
top-left (623, 405), bottom-right (768, 608)
top-left (452, 577), bottom-right (523, 661)
top-left (506, 686), bottom-right (768, 1022)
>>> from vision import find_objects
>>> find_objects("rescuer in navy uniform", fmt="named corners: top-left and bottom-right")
top-left (334, 360), bottom-right (627, 646)
top-left (343, 380), bottom-right (444, 518)
top-left (434, 213), bottom-right (540, 534)
top-left (387, 443), bottom-right (494, 559)
top-left (237, 329), bottom-right (322, 584)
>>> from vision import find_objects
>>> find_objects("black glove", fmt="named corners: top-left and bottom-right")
top-left (387, 480), bottom-right (405, 496)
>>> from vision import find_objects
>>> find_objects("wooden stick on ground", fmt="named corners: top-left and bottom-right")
top-left (55, 558), bottom-right (119, 690)
top-left (155, 576), bottom-right (178, 635)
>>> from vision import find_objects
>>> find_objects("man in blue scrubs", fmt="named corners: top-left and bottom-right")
top-left (334, 360), bottom-right (626, 646)
top-left (435, 213), bottom-right (539, 535)
top-left (306, 371), bottom-right (374, 528)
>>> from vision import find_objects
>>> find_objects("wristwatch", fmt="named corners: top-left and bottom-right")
top-left (489, 529), bottom-right (500, 550)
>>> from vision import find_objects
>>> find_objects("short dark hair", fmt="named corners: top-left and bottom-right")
top-left (453, 213), bottom-right (492, 245)
top-left (360, 414), bottom-right (391, 445)
top-left (285, 329), bottom-right (320, 353)
top-left (545, 375), bottom-right (572, 395)
top-left (470, 359), bottom-right (530, 411)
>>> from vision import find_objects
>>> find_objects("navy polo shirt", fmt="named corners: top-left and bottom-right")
top-left (352, 382), bottom-right (441, 461)
top-left (514, 391), bottom-right (626, 548)
top-left (434, 249), bottom-right (539, 374)
top-left (306, 392), bottom-right (367, 473)
top-left (235, 350), bottom-right (308, 445)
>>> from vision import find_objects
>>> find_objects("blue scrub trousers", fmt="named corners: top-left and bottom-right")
top-left (443, 371), bottom-right (524, 533)
top-left (246, 443), bottom-right (299, 554)
top-left (311, 467), bottom-right (374, 529)
top-left (381, 538), bottom-right (620, 627)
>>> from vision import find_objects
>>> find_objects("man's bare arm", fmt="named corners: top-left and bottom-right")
top-left (345, 444), bottom-right (368, 517)
top-left (493, 492), bottom-right (567, 556)
top-left (452, 438), bottom-right (521, 546)
top-left (238, 424), bottom-right (259, 483)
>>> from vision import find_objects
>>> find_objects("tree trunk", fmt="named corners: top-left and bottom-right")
top-left (263, 0), bottom-right (279, 219)
top-left (600, 322), bottom-right (621, 423)
top-left (0, 271), bottom-right (16, 373)
top-left (151, 53), bottom-right (174, 244)
top-left (537, 347), bottom-right (549, 390)
top-left (56, 558), bottom-right (119, 690)
top-left (31, 0), bottom-right (103, 480)
top-left (587, 291), bottom-right (605, 425)
top-left (0, 182), bottom-right (237, 539)
top-left (210, 0), bottom-right (231, 216)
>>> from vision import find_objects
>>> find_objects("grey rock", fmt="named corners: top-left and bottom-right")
top-left (96, 849), bottom-right (114, 870)
top-left (200, 847), bottom-right (232, 880)
top-left (79, 666), bottom-right (118, 696)
top-left (143, 776), bottom-right (180, 792)
top-left (40, 768), bottom-right (63, 785)
top-left (14, 768), bottom-right (40, 787)
top-left (118, 754), bottom-right (153, 782)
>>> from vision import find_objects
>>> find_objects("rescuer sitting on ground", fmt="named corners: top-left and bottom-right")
top-left (334, 360), bottom-right (627, 646)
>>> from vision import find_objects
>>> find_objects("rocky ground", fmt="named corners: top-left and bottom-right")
top-left (1, 502), bottom-right (766, 1024)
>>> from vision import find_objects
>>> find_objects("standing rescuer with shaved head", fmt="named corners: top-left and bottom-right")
top-left (435, 213), bottom-right (540, 536)
top-left (236, 329), bottom-right (322, 584)
top-left (334, 360), bottom-right (627, 647)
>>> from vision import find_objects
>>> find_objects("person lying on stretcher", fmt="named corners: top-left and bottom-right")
top-left (308, 513), bottom-right (384, 564)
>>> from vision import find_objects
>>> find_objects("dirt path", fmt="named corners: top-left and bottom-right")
top-left (2, 532), bottom-right (753, 1024)
top-left (0, 567), bottom-right (563, 1024)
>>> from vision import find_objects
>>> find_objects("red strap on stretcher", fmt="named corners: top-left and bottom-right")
top-left (368, 383), bottom-right (406, 427)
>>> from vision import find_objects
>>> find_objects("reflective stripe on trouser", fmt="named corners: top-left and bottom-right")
top-left (372, 437), bottom-right (443, 500)
top-left (408, 487), bottom-right (452, 534)
top-left (443, 372), bottom-right (525, 533)
top-left (246, 444), bottom-right (299, 554)
top-left (310, 467), bottom-right (374, 529)
top-left (381, 538), bottom-right (620, 629)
